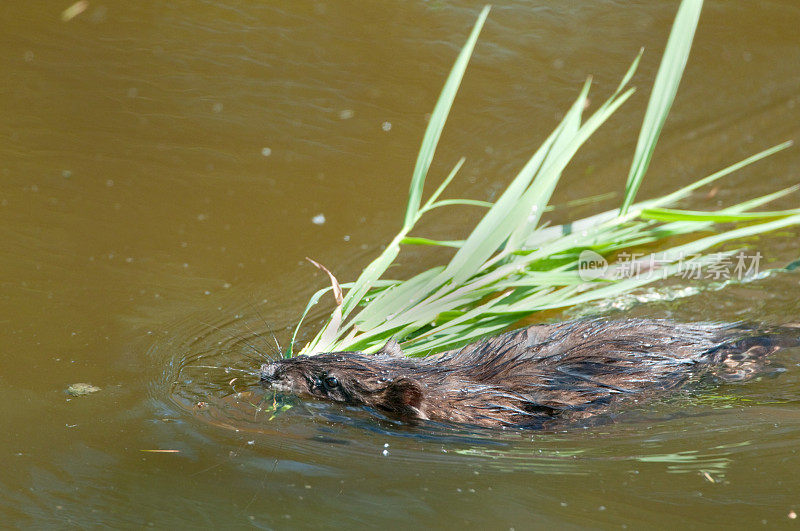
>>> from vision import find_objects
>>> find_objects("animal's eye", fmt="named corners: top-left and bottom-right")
top-left (323, 376), bottom-right (339, 389)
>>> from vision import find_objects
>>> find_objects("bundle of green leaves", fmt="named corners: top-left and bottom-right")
top-left (291, 0), bottom-right (799, 358)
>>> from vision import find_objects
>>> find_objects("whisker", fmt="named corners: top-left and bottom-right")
top-left (238, 345), bottom-right (266, 362)
top-left (188, 365), bottom-right (257, 374)
top-left (250, 300), bottom-right (284, 358)
top-left (266, 324), bottom-right (283, 357)
top-left (239, 314), bottom-right (278, 361)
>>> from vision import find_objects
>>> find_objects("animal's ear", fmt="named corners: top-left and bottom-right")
top-left (379, 377), bottom-right (423, 414)
top-left (378, 339), bottom-right (404, 357)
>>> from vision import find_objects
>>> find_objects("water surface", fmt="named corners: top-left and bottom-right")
top-left (2, 1), bottom-right (800, 527)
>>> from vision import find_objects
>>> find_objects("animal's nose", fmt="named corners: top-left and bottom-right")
top-left (260, 363), bottom-right (277, 381)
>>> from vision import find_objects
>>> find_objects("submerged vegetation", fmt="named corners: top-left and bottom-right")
top-left (291, 0), bottom-right (799, 358)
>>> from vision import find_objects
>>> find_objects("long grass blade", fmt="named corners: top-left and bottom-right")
top-left (620, 0), bottom-right (703, 214)
top-left (404, 6), bottom-right (490, 226)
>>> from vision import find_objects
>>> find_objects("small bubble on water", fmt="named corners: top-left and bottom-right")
top-left (381, 121), bottom-right (392, 132)
top-left (312, 214), bottom-right (326, 225)
top-left (382, 449), bottom-right (389, 456)
top-left (261, 147), bottom-right (272, 157)
top-left (338, 109), bottom-right (354, 120)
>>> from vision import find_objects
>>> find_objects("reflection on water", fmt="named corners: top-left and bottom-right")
top-left (2, 0), bottom-right (800, 527)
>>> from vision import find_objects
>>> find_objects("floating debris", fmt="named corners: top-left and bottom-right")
top-left (140, 449), bottom-right (180, 453)
top-left (62, 1), bottom-right (88, 22)
top-left (700, 471), bottom-right (716, 483)
top-left (66, 383), bottom-right (100, 396)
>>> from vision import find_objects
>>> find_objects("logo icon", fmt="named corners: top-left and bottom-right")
top-left (578, 250), bottom-right (608, 281)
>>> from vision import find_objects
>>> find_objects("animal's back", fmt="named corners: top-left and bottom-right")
top-left (415, 319), bottom-right (790, 425)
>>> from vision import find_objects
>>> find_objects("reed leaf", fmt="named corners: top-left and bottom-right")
top-left (620, 0), bottom-right (703, 215)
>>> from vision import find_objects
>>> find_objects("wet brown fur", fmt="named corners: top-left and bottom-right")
top-left (260, 318), bottom-right (795, 428)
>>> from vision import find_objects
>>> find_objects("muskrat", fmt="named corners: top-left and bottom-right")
top-left (260, 318), bottom-right (798, 428)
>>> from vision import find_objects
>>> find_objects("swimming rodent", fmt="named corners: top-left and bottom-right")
top-left (259, 318), bottom-right (798, 428)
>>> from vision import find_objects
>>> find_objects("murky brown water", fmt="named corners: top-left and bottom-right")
top-left (3, 1), bottom-right (800, 527)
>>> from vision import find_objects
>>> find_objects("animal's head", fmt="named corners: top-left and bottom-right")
top-left (259, 342), bottom-right (425, 418)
